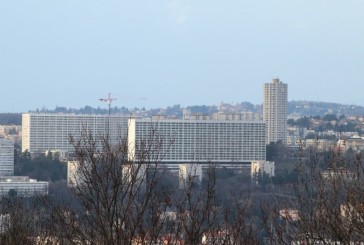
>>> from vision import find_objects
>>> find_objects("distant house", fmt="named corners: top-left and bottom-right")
top-left (279, 209), bottom-right (300, 222)
top-left (202, 230), bottom-right (230, 245)
top-left (320, 168), bottom-right (355, 181)
top-left (338, 136), bottom-right (364, 152)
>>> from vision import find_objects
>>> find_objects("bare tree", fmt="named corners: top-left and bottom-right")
top-left (263, 144), bottom-right (364, 244)
top-left (1, 125), bottom-right (266, 244)
top-left (0, 195), bottom-right (57, 245)
top-left (45, 127), bottom-right (176, 245)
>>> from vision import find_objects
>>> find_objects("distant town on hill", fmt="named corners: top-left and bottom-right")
top-left (1, 100), bottom-right (364, 125)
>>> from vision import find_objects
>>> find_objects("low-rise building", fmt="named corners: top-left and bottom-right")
top-left (251, 161), bottom-right (275, 178)
top-left (67, 160), bottom-right (79, 187)
top-left (0, 138), bottom-right (14, 176)
top-left (304, 139), bottom-right (333, 152)
top-left (279, 209), bottom-right (300, 222)
top-left (0, 176), bottom-right (48, 196)
top-left (337, 136), bottom-right (364, 152)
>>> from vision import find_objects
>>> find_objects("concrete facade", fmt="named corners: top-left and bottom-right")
top-left (0, 176), bottom-right (48, 197)
top-left (0, 138), bottom-right (14, 176)
top-left (22, 113), bottom-right (131, 153)
top-left (128, 118), bottom-right (266, 163)
top-left (263, 78), bottom-right (288, 144)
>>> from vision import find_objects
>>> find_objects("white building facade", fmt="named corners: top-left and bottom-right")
top-left (22, 113), bottom-right (131, 153)
top-left (128, 118), bottom-right (266, 163)
top-left (0, 176), bottom-right (48, 197)
top-left (0, 138), bottom-right (14, 176)
top-left (67, 160), bottom-right (79, 188)
top-left (251, 160), bottom-right (275, 177)
top-left (263, 78), bottom-right (288, 145)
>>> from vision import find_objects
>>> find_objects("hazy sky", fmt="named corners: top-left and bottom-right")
top-left (1, 0), bottom-right (363, 112)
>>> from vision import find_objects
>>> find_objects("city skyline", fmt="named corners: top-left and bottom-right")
top-left (1, 1), bottom-right (363, 112)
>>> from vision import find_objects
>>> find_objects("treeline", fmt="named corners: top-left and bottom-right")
top-left (288, 114), bottom-right (361, 134)
top-left (33, 105), bottom-right (131, 115)
top-left (31, 104), bottom-right (220, 117)
top-left (288, 100), bottom-right (364, 116)
top-left (4, 100), bottom-right (364, 120)
top-left (14, 147), bottom-right (66, 182)
top-left (0, 113), bottom-right (22, 125)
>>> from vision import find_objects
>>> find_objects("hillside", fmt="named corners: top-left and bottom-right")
top-left (288, 101), bottom-right (364, 117)
top-left (2, 101), bottom-right (364, 125)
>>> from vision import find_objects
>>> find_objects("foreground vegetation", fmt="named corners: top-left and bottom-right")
top-left (3, 136), bottom-right (364, 244)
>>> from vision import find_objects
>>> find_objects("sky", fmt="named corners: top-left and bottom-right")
top-left (0, 0), bottom-right (363, 112)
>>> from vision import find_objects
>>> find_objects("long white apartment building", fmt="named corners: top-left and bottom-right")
top-left (263, 78), bottom-right (288, 144)
top-left (128, 118), bottom-right (266, 163)
top-left (0, 138), bottom-right (14, 176)
top-left (22, 113), bottom-right (131, 153)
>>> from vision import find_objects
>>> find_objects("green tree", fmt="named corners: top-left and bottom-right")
top-left (266, 141), bottom-right (286, 161)
top-left (295, 117), bottom-right (311, 128)
top-left (323, 114), bottom-right (338, 121)
top-left (20, 150), bottom-right (31, 162)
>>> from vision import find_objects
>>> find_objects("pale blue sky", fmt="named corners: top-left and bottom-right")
top-left (1, 0), bottom-right (363, 112)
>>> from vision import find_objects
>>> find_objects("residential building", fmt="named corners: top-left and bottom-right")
top-left (263, 78), bottom-right (288, 144)
top-left (67, 160), bottom-right (80, 187)
top-left (337, 136), bottom-right (364, 152)
top-left (179, 164), bottom-right (202, 189)
top-left (0, 176), bottom-right (48, 197)
top-left (0, 137), bottom-right (48, 196)
top-left (0, 125), bottom-right (21, 143)
top-left (251, 160), bottom-right (275, 177)
top-left (279, 209), bottom-right (300, 222)
top-left (287, 126), bottom-right (308, 146)
top-left (212, 112), bottom-right (262, 121)
top-left (0, 138), bottom-right (14, 176)
top-left (22, 113), bottom-right (131, 154)
top-left (128, 118), bottom-right (266, 163)
top-left (305, 139), bottom-right (332, 151)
